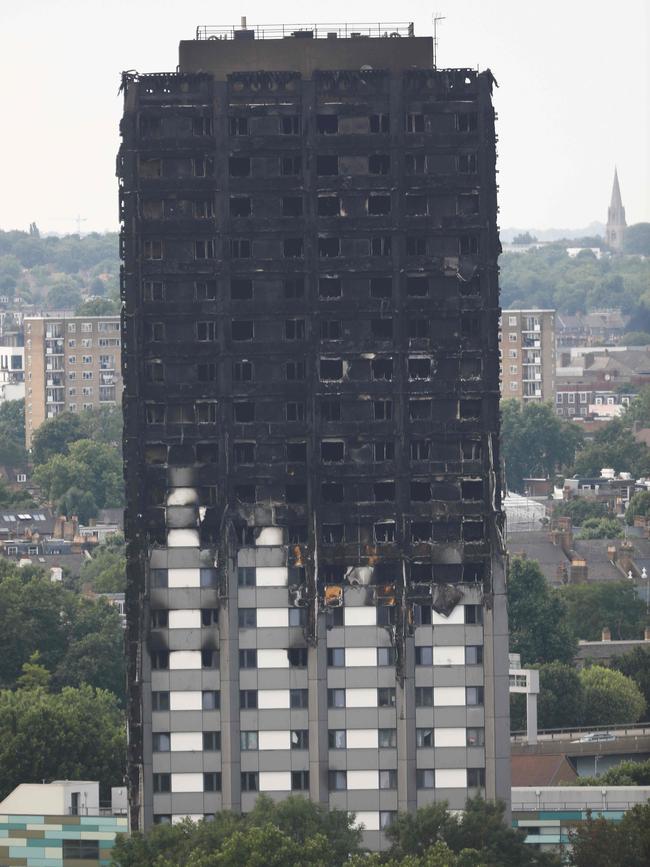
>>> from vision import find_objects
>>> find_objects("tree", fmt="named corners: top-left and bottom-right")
top-left (553, 499), bottom-right (611, 525)
top-left (573, 758), bottom-right (650, 786)
top-left (579, 665), bottom-right (646, 726)
top-left (623, 223), bottom-right (650, 255)
top-left (351, 843), bottom-right (488, 866)
top-left (79, 539), bottom-right (126, 592)
top-left (46, 279), bottom-right (82, 310)
top-left (512, 232), bottom-right (538, 245)
top-left (619, 331), bottom-right (650, 345)
top-left (568, 802), bottom-right (650, 867)
top-left (572, 419), bottom-right (650, 478)
top-left (0, 684), bottom-right (125, 801)
top-left (501, 400), bottom-right (582, 492)
top-left (31, 411), bottom-right (85, 464)
top-left (536, 662), bottom-right (584, 729)
top-left (507, 558), bottom-right (577, 665)
top-left (33, 438), bottom-right (124, 512)
top-left (0, 399), bottom-right (27, 470)
top-left (57, 486), bottom-right (98, 523)
top-left (578, 517), bottom-right (623, 539)
top-left (79, 404), bottom-right (122, 446)
top-left (558, 581), bottom-right (646, 641)
top-left (625, 490), bottom-right (650, 525)
top-left (76, 297), bottom-right (119, 315)
top-left (611, 645), bottom-right (650, 710)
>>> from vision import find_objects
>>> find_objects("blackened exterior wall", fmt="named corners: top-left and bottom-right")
top-left (118, 37), bottom-right (508, 847)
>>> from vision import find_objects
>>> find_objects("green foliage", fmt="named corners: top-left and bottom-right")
top-left (536, 662), bottom-right (584, 728)
top-left (0, 399), bottom-right (27, 471)
top-left (625, 490), bottom-right (650, 525)
top-left (623, 223), bottom-right (650, 256)
top-left (16, 652), bottom-right (51, 691)
top-left (0, 566), bottom-right (125, 701)
top-left (0, 254), bottom-right (22, 292)
top-left (79, 538), bottom-right (126, 592)
top-left (572, 418), bottom-right (650, 478)
top-left (611, 645), bottom-right (650, 709)
top-left (573, 758), bottom-right (650, 786)
top-left (512, 232), bottom-right (538, 245)
top-left (0, 684), bottom-right (125, 801)
top-left (76, 297), bottom-right (119, 315)
top-left (351, 842), bottom-right (488, 866)
top-left (568, 801), bottom-right (650, 867)
top-left (501, 400), bottom-right (583, 492)
top-left (500, 246), bottom-right (650, 314)
top-left (0, 478), bottom-right (34, 510)
top-left (557, 581), bottom-right (646, 641)
top-left (31, 411), bottom-right (86, 464)
top-left (507, 557), bottom-right (577, 665)
top-left (553, 498), bottom-right (611, 525)
top-left (579, 665), bottom-right (646, 726)
top-left (619, 331), bottom-right (650, 345)
top-left (58, 486), bottom-right (98, 523)
top-left (79, 405), bottom-right (122, 445)
top-left (578, 517), bottom-right (623, 539)
top-left (47, 278), bottom-right (82, 310)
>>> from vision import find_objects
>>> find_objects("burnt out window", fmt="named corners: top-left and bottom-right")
top-left (234, 401), bottom-right (255, 423)
top-left (375, 521), bottom-right (396, 543)
top-left (317, 114), bottom-right (339, 134)
top-left (283, 196), bottom-right (303, 217)
top-left (461, 479), bottom-right (483, 500)
top-left (284, 238), bottom-right (304, 258)
top-left (231, 239), bottom-right (251, 258)
top-left (319, 276), bottom-right (342, 299)
top-left (405, 195), bottom-right (428, 216)
top-left (408, 357), bottom-right (432, 380)
top-left (369, 113), bottom-right (390, 133)
top-left (371, 318), bottom-right (393, 340)
top-left (464, 520), bottom-right (485, 542)
top-left (146, 321), bottom-right (165, 341)
top-left (146, 404), bottom-right (165, 424)
top-left (232, 320), bottom-right (254, 341)
top-left (319, 237), bottom-right (340, 258)
top-left (459, 153), bottom-right (478, 174)
top-left (143, 280), bottom-right (165, 301)
top-left (197, 362), bottom-right (217, 382)
top-left (230, 196), bottom-right (251, 217)
top-left (369, 154), bottom-right (390, 175)
top-left (405, 153), bottom-right (426, 174)
top-left (284, 277), bottom-right (304, 298)
top-left (194, 157), bottom-right (214, 177)
top-left (411, 521), bottom-right (433, 543)
top-left (320, 358), bottom-right (343, 381)
top-left (229, 116), bottom-right (248, 135)
top-left (194, 199), bottom-right (215, 218)
top-left (140, 115), bottom-right (162, 137)
top-left (192, 116), bottom-right (213, 136)
top-left (318, 196), bottom-right (340, 217)
top-left (197, 321), bottom-right (216, 341)
top-left (406, 235), bottom-right (427, 255)
top-left (460, 399), bottom-right (481, 419)
top-left (465, 605), bottom-right (483, 625)
top-left (457, 112), bottom-right (478, 132)
top-left (458, 193), bottom-right (480, 215)
top-left (281, 155), bottom-right (302, 176)
top-left (139, 157), bottom-right (162, 178)
top-left (285, 360), bottom-right (306, 380)
top-left (286, 484), bottom-right (307, 503)
top-left (410, 440), bottom-right (430, 460)
top-left (408, 318), bottom-right (429, 339)
top-left (317, 155), bottom-right (338, 176)
top-left (233, 360), bottom-right (253, 381)
top-left (462, 440), bottom-right (482, 461)
top-left (371, 236), bottom-right (392, 256)
top-left (407, 276), bottom-right (428, 297)
top-left (374, 481), bottom-right (395, 502)
top-left (372, 358), bottom-right (393, 381)
top-left (322, 482), bottom-right (344, 503)
top-left (143, 240), bottom-right (163, 260)
top-left (195, 239), bottom-right (216, 260)
top-left (286, 401), bottom-right (305, 422)
top-left (145, 361), bottom-right (164, 382)
top-left (405, 113), bottom-right (425, 133)
top-left (229, 156), bottom-right (250, 177)
top-left (411, 481), bottom-right (431, 501)
top-left (234, 442), bottom-right (255, 464)
top-left (196, 280), bottom-right (217, 300)
top-left (235, 484), bottom-right (256, 502)
top-left (285, 319), bottom-right (305, 340)
top-left (370, 277), bottom-right (392, 298)
top-left (286, 441), bottom-right (307, 462)
top-left (321, 320), bottom-right (342, 341)
top-left (373, 399), bottom-right (393, 421)
top-left (460, 235), bottom-right (479, 255)
top-left (368, 194), bottom-right (391, 216)
top-left (321, 440), bottom-right (344, 463)
top-left (281, 115), bottom-right (301, 135)
top-left (322, 524), bottom-right (344, 543)
top-left (231, 278), bottom-right (253, 300)
top-left (321, 398), bottom-right (341, 422)
top-left (374, 441), bottom-right (395, 462)
top-left (196, 401), bottom-right (218, 423)
top-left (289, 524), bottom-right (308, 544)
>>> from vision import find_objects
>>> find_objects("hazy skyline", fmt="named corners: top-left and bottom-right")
top-left (0, 0), bottom-right (648, 234)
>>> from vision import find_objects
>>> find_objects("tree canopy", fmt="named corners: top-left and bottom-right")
top-left (568, 801), bottom-right (650, 867)
top-left (557, 581), bottom-right (646, 641)
top-left (610, 645), bottom-right (650, 709)
top-left (579, 665), bottom-right (646, 726)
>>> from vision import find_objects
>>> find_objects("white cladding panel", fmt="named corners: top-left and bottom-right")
top-left (169, 691), bottom-right (202, 711)
top-left (347, 770), bottom-right (379, 790)
top-left (259, 771), bottom-right (291, 791)
top-left (346, 729), bottom-right (379, 749)
top-left (172, 814), bottom-right (203, 824)
top-left (346, 688), bottom-right (377, 708)
top-left (433, 646), bottom-right (465, 666)
top-left (355, 811), bottom-right (380, 831)
top-left (258, 689), bottom-right (291, 709)
top-left (435, 768), bottom-right (467, 788)
top-left (256, 527), bottom-right (284, 546)
top-left (434, 727), bottom-right (466, 747)
top-left (258, 730), bottom-right (291, 750)
top-left (344, 607), bottom-right (376, 626)
top-left (345, 647), bottom-right (377, 667)
top-left (434, 687), bottom-right (466, 706)
top-left (257, 648), bottom-right (290, 668)
top-left (256, 566), bottom-right (288, 586)
top-left (170, 732), bottom-right (203, 752)
top-left (168, 609), bottom-right (201, 629)
top-left (168, 568), bottom-right (201, 588)
top-left (257, 607), bottom-right (289, 628)
top-left (432, 605), bottom-right (464, 625)
top-left (169, 650), bottom-right (202, 670)
top-left (171, 773), bottom-right (203, 793)
top-left (167, 529), bottom-right (200, 548)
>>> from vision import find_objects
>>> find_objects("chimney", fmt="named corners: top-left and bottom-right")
top-left (602, 627), bottom-right (611, 641)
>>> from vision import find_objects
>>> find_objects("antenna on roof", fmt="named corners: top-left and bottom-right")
top-left (433, 13), bottom-right (446, 68)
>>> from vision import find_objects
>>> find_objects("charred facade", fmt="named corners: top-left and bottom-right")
top-left (118, 23), bottom-right (509, 846)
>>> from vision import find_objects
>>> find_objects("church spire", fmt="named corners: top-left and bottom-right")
top-left (606, 167), bottom-right (626, 252)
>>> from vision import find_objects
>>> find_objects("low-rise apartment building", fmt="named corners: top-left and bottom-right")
top-left (500, 309), bottom-right (555, 403)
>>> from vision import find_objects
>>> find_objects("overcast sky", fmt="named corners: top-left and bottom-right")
top-left (0, 0), bottom-right (647, 234)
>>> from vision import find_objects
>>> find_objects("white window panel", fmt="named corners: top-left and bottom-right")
top-left (435, 768), bottom-right (467, 788)
top-left (256, 527), bottom-right (284, 546)
top-left (258, 730), bottom-right (291, 750)
top-left (432, 605), bottom-right (464, 625)
top-left (167, 488), bottom-right (199, 506)
top-left (345, 647), bottom-right (377, 667)
top-left (434, 727), bottom-right (466, 747)
top-left (347, 769), bottom-right (379, 790)
top-left (171, 773), bottom-right (203, 793)
top-left (168, 609), bottom-right (201, 629)
top-left (169, 651), bottom-right (202, 670)
top-left (167, 529), bottom-right (200, 548)
top-left (168, 568), bottom-right (201, 588)
top-left (170, 732), bottom-right (203, 752)
top-left (346, 688), bottom-right (377, 708)
top-left (257, 607), bottom-right (289, 627)
top-left (347, 729), bottom-right (378, 750)
top-left (257, 648), bottom-right (289, 669)
top-left (258, 689), bottom-right (290, 709)
top-left (172, 814), bottom-right (203, 824)
top-left (259, 771), bottom-right (292, 791)
top-left (434, 687), bottom-right (466, 706)
top-left (432, 646), bottom-right (465, 666)
top-left (256, 566), bottom-right (288, 586)
top-left (344, 607), bottom-right (376, 626)
top-left (354, 811), bottom-right (380, 831)
top-left (169, 691), bottom-right (202, 711)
